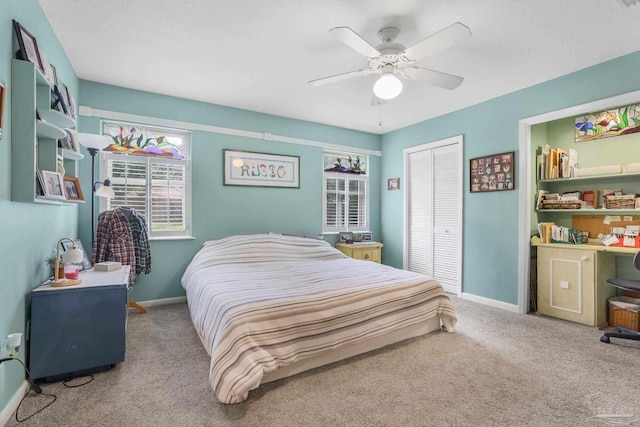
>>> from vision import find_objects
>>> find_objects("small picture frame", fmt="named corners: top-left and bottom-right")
top-left (41, 170), bottom-right (65, 199)
top-left (53, 85), bottom-right (69, 115)
top-left (388, 178), bottom-right (400, 191)
top-left (339, 232), bottom-right (353, 243)
top-left (361, 232), bottom-right (373, 242)
top-left (64, 85), bottom-right (76, 119)
top-left (63, 176), bottom-right (84, 201)
top-left (62, 128), bottom-right (80, 153)
top-left (49, 63), bottom-right (58, 86)
top-left (35, 168), bottom-right (45, 196)
top-left (12, 20), bottom-right (45, 74)
top-left (0, 82), bottom-right (5, 140)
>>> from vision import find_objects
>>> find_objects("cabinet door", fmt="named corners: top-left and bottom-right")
top-left (29, 285), bottom-right (127, 380)
top-left (537, 248), bottom-right (595, 325)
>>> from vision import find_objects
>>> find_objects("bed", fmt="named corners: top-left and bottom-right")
top-left (181, 234), bottom-right (456, 404)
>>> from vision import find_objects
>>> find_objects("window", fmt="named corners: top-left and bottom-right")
top-left (100, 122), bottom-right (191, 239)
top-left (322, 152), bottom-right (369, 233)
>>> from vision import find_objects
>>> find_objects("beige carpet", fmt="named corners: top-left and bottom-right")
top-left (7, 297), bottom-right (640, 427)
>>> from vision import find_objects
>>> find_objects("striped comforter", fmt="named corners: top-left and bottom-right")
top-left (181, 234), bottom-right (456, 404)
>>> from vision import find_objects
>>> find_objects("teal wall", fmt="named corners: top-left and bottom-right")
top-left (77, 82), bottom-right (382, 303)
top-left (0, 0), bottom-right (80, 416)
top-left (380, 51), bottom-right (640, 304)
top-left (3, 0), bottom-right (640, 417)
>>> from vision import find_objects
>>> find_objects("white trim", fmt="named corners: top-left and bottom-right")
top-left (132, 296), bottom-right (187, 307)
top-left (517, 89), bottom-right (640, 315)
top-left (80, 106), bottom-right (382, 157)
top-left (460, 292), bottom-right (520, 313)
top-left (0, 380), bottom-right (28, 426)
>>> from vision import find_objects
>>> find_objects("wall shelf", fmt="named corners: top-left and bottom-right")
top-left (36, 119), bottom-right (66, 139)
top-left (11, 58), bottom-right (82, 204)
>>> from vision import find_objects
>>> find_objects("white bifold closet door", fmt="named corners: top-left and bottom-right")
top-left (404, 136), bottom-right (462, 295)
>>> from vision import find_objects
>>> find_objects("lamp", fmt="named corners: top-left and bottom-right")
top-left (95, 178), bottom-right (115, 198)
top-left (78, 133), bottom-right (114, 245)
top-left (51, 238), bottom-right (84, 287)
top-left (373, 64), bottom-right (403, 100)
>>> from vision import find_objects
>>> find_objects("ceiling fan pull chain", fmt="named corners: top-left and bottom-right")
top-left (379, 104), bottom-right (383, 126)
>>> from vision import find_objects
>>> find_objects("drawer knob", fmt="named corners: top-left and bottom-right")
top-left (364, 254), bottom-right (370, 259)
top-left (581, 256), bottom-right (588, 261)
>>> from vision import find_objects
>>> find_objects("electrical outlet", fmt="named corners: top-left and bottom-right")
top-left (1, 333), bottom-right (23, 358)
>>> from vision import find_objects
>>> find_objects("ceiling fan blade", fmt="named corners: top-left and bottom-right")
top-left (401, 66), bottom-right (464, 90)
top-left (329, 26), bottom-right (380, 58)
top-left (308, 69), bottom-right (371, 87)
top-left (401, 22), bottom-right (471, 62)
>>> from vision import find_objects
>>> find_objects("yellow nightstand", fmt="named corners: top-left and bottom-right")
top-left (336, 242), bottom-right (383, 263)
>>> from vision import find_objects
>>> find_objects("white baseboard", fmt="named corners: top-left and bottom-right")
top-left (132, 296), bottom-right (187, 308)
top-left (0, 380), bottom-right (28, 426)
top-left (460, 292), bottom-right (520, 313)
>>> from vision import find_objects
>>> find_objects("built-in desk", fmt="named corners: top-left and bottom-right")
top-left (532, 238), bottom-right (636, 327)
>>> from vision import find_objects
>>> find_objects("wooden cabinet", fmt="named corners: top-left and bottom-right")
top-left (29, 267), bottom-right (130, 382)
top-left (11, 58), bottom-right (82, 204)
top-left (336, 242), bottom-right (383, 263)
top-left (537, 246), bottom-right (615, 326)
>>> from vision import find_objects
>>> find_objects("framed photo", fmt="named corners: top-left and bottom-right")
top-left (41, 170), bottom-right (66, 199)
top-left (470, 151), bottom-right (515, 193)
top-left (64, 85), bottom-right (76, 119)
top-left (35, 168), bottom-right (45, 196)
top-left (53, 85), bottom-right (69, 115)
top-left (339, 232), bottom-right (353, 243)
top-left (361, 232), bottom-right (373, 242)
top-left (12, 20), bottom-right (45, 73)
top-left (0, 82), bottom-right (5, 140)
top-left (49, 63), bottom-right (58, 86)
top-left (388, 177), bottom-right (400, 190)
top-left (224, 149), bottom-right (300, 188)
top-left (59, 239), bottom-right (92, 271)
top-left (63, 176), bottom-right (84, 201)
top-left (62, 128), bottom-right (80, 153)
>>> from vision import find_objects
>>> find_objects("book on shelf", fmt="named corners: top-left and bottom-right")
top-left (536, 145), bottom-right (578, 179)
top-left (537, 222), bottom-right (555, 244)
top-left (583, 190), bottom-right (599, 209)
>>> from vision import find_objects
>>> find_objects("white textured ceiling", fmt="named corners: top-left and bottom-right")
top-left (38, 0), bottom-right (640, 135)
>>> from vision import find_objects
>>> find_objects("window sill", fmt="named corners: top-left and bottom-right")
top-left (149, 235), bottom-right (196, 241)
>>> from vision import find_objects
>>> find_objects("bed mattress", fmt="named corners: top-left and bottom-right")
top-left (181, 234), bottom-right (456, 404)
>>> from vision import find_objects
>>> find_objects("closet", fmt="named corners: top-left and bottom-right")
top-left (404, 135), bottom-right (463, 295)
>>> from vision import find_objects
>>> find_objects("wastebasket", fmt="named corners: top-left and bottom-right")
top-left (608, 296), bottom-right (640, 331)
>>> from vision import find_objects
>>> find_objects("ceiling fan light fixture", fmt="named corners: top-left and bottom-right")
top-left (373, 72), bottom-right (403, 100)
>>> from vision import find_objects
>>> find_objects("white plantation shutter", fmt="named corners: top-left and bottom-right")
top-left (323, 173), bottom-right (368, 233)
top-left (324, 176), bottom-right (346, 231)
top-left (101, 153), bottom-right (190, 239)
top-left (150, 160), bottom-right (187, 236)
top-left (108, 158), bottom-right (148, 214)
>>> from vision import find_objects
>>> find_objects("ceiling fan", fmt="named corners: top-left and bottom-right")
top-left (309, 22), bottom-right (471, 101)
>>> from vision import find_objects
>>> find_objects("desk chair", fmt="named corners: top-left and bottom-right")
top-left (600, 250), bottom-right (640, 344)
